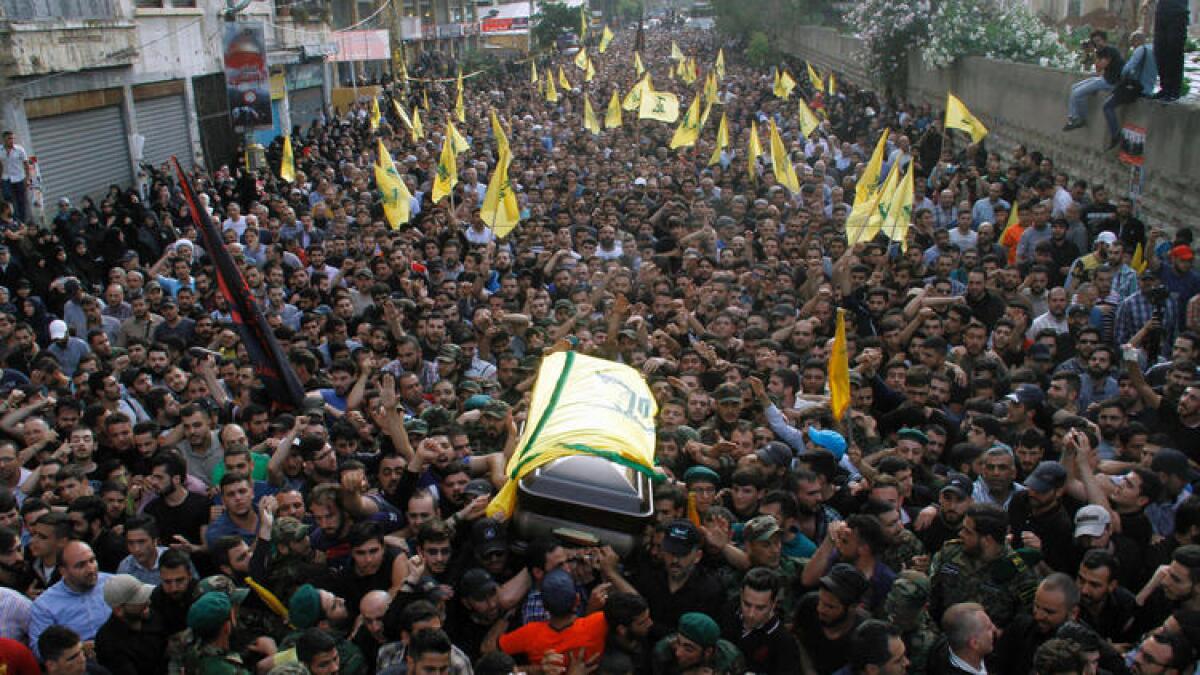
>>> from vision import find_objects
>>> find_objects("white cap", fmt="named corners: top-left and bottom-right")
top-left (1074, 504), bottom-right (1111, 538)
top-left (48, 320), bottom-right (67, 340)
top-left (633, 177), bottom-right (647, 186)
top-left (103, 574), bottom-right (154, 608)
top-left (1097, 232), bottom-right (1117, 245)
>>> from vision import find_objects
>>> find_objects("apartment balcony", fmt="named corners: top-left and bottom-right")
top-left (0, 0), bottom-right (138, 77)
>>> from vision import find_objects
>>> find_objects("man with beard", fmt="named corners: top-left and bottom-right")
top-left (150, 549), bottom-right (199, 672)
top-left (1056, 327), bottom-right (1101, 376)
top-left (437, 569), bottom-right (503, 662)
top-left (993, 573), bottom-right (1079, 675)
top-left (602, 592), bottom-right (653, 671)
top-left (1008, 461), bottom-right (1075, 572)
top-left (629, 520), bottom-right (723, 641)
top-left (143, 452), bottom-right (209, 552)
top-left (318, 360), bottom-right (362, 413)
top-left (284, 583), bottom-right (362, 674)
top-left (720, 567), bottom-right (800, 675)
top-left (973, 446), bottom-right (1025, 509)
top-left (327, 522), bottom-right (406, 621)
top-left (204, 473), bottom-right (259, 546)
top-left (793, 563), bottom-right (870, 675)
top-left (1079, 347), bottom-right (1119, 412)
top-left (176, 403), bottom-right (222, 488)
top-left (1125, 358), bottom-right (1200, 463)
top-left (465, 399), bottom-right (512, 457)
top-left (0, 443), bottom-right (28, 503)
top-left (964, 270), bottom-right (1006, 329)
top-left (1075, 549), bottom-right (1137, 643)
top-left (29, 541), bottom-right (111, 656)
top-left (802, 514), bottom-right (896, 615)
top-left (308, 484), bottom-right (354, 571)
top-left (0, 526), bottom-right (34, 598)
top-left (929, 503), bottom-right (1038, 626)
top-left (378, 599), bottom-right (474, 673)
top-left (254, 511), bottom-right (325, 604)
top-left (95, 573), bottom-right (166, 675)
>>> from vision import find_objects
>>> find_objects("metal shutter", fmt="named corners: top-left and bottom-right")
top-left (29, 105), bottom-right (132, 205)
top-left (288, 87), bottom-right (325, 129)
top-left (135, 94), bottom-right (193, 171)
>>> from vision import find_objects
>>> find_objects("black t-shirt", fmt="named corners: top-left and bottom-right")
top-left (144, 490), bottom-right (211, 547)
top-left (1157, 397), bottom-right (1200, 464)
top-left (793, 592), bottom-right (864, 675)
top-left (329, 550), bottom-right (397, 620)
top-left (1097, 46), bottom-right (1125, 84)
top-left (632, 562), bottom-right (725, 643)
top-left (1007, 493), bottom-right (1077, 573)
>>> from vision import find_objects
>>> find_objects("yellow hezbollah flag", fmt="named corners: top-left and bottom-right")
top-left (432, 132), bottom-right (457, 204)
top-left (639, 89), bottom-right (680, 123)
top-left (393, 101), bottom-right (413, 132)
top-left (704, 72), bottom-right (718, 106)
top-left (599, 26), bottom-right (614, 53)
top-left (945, 93), bottom-right (988, 143)
top-left (709, 111), bottom-right (729, 166)
top-left (411, 107), bottom-right (424, 140)
top-left (580, 3), bottom-right (588, 37)
top-left (585, 58), bottom-right (596, 83)
top-left (623, 74), bottom-right (651, 111)
top-left (798, 98), bottom-right (821, 138)
top-left (806, 62), bottom-right (824, 92)
top-left (670, 41), bottom-right (684, 62)
top-left (864, 159), bottom-right (902, 242)
top-left (699, 100), bottom-right (713, 130)
top-left (490, 111), bottom-right (510, 162)
top-left (279, 135), bottom-right (295, 183)
top-left (669, 96), bottom-right (702, 149)
top-left (455, 70), bottom-right (465, 122)
top-left (531, 61), bottom-right (539, 84)
top-left (447, 120), bottom-right (470, 154)
top-left (855, 130), bottom-right (890, 204)
top-left (682, 57), bottom-right (698, 85)
top-left (828, 309), bottom-right (850, 421)
top-left (422, 88), bottom-right (430, 111)
top-left (375, 139), bottom-right (412, 229)
top-left (715, 48), bottom-right (726, 80)
top-left (558, 66), bottom-right (571, 90)
top-left (1132, 242), bottom-right (1148, 273)
top-left (583, 95), bottom-right (602, 135)
top-left (574, 47), bottom-right (589, 71)
top-left (829, 72), bottom-right (837, 96)
top-left (369, 97), bottom-right (381, 131)
top-left (747, 120), bottom-right (764, 182)
top-left (634, 52), bottom-right (645, 76)
top-left (605, 91), bottom-right (623, 129)
top-left (774, 69), bottom-right (796, 99)
top-left (481, 147), bottom-right (520, 238)
top-left (398, 58), bottom-right (409, 84)
top-left (485, 351), bottom-right (662, 520)
top-left (545, 75), bottom-right (559, 103)
top-left (769, 119), bottom-right (800, 194)
top-left (882, 160), bottom-right (915, 249)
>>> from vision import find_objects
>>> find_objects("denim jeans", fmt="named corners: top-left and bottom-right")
top-left (1068, 77), bottom-right (1114, 122)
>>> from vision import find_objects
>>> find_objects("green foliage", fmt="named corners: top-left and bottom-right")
top-left (746, 31), bottom-right (774, 68)
top-left (532, 2), bottom-right (584, 50)
top-left (614, 0), bottom-right (641, 22)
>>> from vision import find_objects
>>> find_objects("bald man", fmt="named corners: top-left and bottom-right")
top-left (29, 541), bottom-right (113, 657)
top-left (353, 590), bottom-right (392, 672)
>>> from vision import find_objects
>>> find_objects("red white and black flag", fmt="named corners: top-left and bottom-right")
top-left (171, 157), bottom-right (305, 410)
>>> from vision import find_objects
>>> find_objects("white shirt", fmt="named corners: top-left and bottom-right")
top-left (949, 650), bottom-right (988, 675)
top-left (1027, 311), bottom-right (1070, 339)
top-left (1, 145), bottom-right (27, 183)
top-left (222, 215), bottom-right (248, 238)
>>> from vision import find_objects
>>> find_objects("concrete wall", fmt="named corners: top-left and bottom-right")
top-left (772, 25), bottom-right (1200, 227)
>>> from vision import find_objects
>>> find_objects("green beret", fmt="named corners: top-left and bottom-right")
top-left (897, 427), bottom-right (929, 444)
top-left (683, 465), bottom-right (720, 486)
top-left (678, 612), bottom-right (720, 647)
top-left (187, 592), bottom-right (232, 633)
top-left (289, 583), bottom-right (321, 629)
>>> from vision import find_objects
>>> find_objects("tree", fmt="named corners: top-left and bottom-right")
top-left (532, 1), bottom-right (585, 51)
top-left (746, 31), bottom-right (774, 68)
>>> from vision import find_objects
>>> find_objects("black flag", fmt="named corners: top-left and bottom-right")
top-left (171, 158), bottom-right (305, 410)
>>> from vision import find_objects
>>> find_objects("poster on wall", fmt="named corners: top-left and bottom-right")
top-left (1118, 123), bottom-right (1145, 167)
top-left (223, 22), bottom-right (273, 132)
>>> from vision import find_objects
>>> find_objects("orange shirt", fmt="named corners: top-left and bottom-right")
top-left (1000, 223), bottom-right (1026, 265)
top-left (499, 612), bottom-right (608, 665)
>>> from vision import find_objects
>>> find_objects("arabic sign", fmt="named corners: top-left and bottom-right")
top-left (482, 17), bottom-right (529, 33)
top-left (223, 21), bottom-right (273, 131)
top-left (333, 30), bottom-right (390, 62)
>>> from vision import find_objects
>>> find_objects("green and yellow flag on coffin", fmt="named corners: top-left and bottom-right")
top-left (599, 26), bottom-right (614, 53)
top-left (584, 95), bottom-right (602, 135)
top-left (485, 351), bottom-right (663, 520)
top-left (709, 111), bottom-right (729, 166)
top-left (639, 88), bottom-right (680, 123)
top-left (431, 132), bottom-right (457, 204)
top-left (769, 119), bottom-right (800, 195)
top-left (622, 74), bottom-right (650, 111)
top-left (369, 96), bottom-right (381, 131)
top-left (798, 98), bottom-right (821, 138)
top-left (605, 91), bottom-right (622, 129)
top-left (375, 139), bottom-right (412, 229)
top-left (945, 93), bottom-right (989, 143)
top-left (279, 135), bottom-right (295, 183)
top-left (669, 96), bottom-right (702, 149)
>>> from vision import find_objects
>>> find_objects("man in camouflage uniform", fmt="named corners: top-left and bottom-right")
top-left (867, 499), bottom-right (927, 574)
top-left (724, 516), bottom-right (802, 618)
top-left (885, 572), bottom-right (940, 675)
top-left (465, 398), bottom-right (511, 456)
top-left (184, 592), bottom-right (251, 675)
top-left (259, 517), bottom-right (326, 604)
top-left (199, 575), bottom-right (287, 651)
top-left (929, 503), bottom-right (1038, 627)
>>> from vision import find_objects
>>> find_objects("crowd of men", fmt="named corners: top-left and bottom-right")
top-left (0, 20), bottom-right (1196, 675)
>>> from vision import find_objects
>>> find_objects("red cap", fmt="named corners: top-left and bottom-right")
top-left (1170, 245), bottom-right (1195, 261)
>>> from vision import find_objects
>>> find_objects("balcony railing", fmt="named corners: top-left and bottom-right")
top-left (2, 0), bottom-right (117, 20)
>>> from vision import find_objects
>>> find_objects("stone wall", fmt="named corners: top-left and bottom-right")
top-left (772, 25), bottom-right (1200, 227)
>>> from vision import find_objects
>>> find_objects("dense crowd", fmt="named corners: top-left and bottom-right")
top-left (0, 21), bottom-right (1197, 675)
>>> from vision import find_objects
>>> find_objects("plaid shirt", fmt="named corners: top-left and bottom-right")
top-left (1115, 290), bottom-right (1177, 354)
